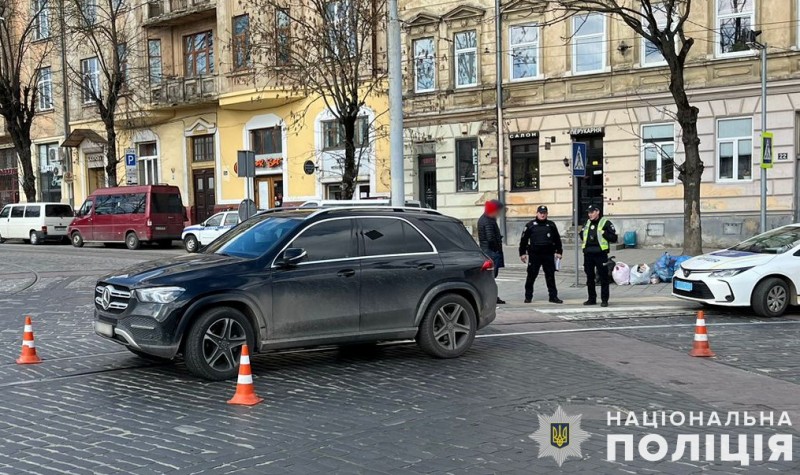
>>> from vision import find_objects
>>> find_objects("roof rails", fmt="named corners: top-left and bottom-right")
top-left (308, 206), bottom-right (443, 219)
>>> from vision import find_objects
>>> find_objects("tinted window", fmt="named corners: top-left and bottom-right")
top-left (95, 195), bottom-right (118, 215)
top-left (291, 219), bottom-right (355, 262)
top-left (24, 206), bottom-right (41, 218)
top-left (151, 193), bottom-right (184, 214)
top-left (360, 218), bottom-right (433, 256)
top-left (0, 207), bottom-right (8, 218)
top-left (208, 216), bottom-right (302, 258)
top-left (417, 218), bottom-right (478, 251)
top-left (78, 200), bottom-right (93, 216)
top-left (206, 214), bottom-right (223, 227)
top-left (10, 206), bottom-right (24, 218)
top-left (116, 194), bottom-right (146, 214)
top-left (224, 213), bottom-right (239, 226)
top-left (45, 205), bottom-right (74, 218)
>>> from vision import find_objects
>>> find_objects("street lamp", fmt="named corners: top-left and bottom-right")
top-left (747, 30), bottom-right (768, 233)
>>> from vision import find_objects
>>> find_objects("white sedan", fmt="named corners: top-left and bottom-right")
top-left (672, 224), bottom-right (800, 317)
top-left (181, 211), bottom-right (240, 253)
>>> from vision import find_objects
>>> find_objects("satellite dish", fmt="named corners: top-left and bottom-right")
top-left (238, 199), bottom-right (257, 221)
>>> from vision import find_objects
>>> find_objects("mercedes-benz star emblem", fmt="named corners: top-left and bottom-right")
top-left (101, 286), bottom-right (113, 310)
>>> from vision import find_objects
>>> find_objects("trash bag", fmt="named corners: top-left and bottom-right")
top-left (612, 262), bottom-right (631, 285)
top-left (654, 252), bottom-right (675, 282)
top-left (673, 255), bottom-right (691, 273)
top-left (629, 263), bottom-right (651, 285)
top-left (650, 274), bottom-right (661, 284)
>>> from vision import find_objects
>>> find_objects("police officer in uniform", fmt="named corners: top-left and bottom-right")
top-left (582, 204), bottom-right (618, 307)
top-left (519, 205), bottom-right (563, 304)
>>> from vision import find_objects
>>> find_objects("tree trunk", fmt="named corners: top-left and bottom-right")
top-left (670, 62), bottom-right (703, 255)
top-left (341, 116), bottom-right (358, 200)
top-left (6, 123), bottom-right (37, 202)
top-left (105, 124), bottom-right (118, 187)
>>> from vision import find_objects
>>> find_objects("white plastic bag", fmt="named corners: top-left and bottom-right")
top-left (629, 263), bottom-right (651, 285)
top-left (612, 262), bottom-right (631, 285)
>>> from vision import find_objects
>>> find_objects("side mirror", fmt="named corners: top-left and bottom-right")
top-left (279, 248), bottom-right (307, 267)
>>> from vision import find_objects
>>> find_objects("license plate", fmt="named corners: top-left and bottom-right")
top-left (94, 321), bottom-right (114, 337)
top-left (55, 226), bottom-right (66, 230)
top-left (155, 226), bottom-right (166, 231)
top-left (674, 280), bottom-right (693, 292)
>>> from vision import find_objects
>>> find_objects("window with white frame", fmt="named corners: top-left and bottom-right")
top-left (642, 4), bottom-right (670, 65)
top-left (37, 67), bottom-right (53, 111)
top-left (413, 37), bottom-right (435, 93)
top-left (642, 123), bottom-right (675, 185)
top-left (454, 30), bottom-right (478, 88)
top-left (572, 14), bottom-right (606, 74)
top-left (717, 0), bottom-right (754, 55)
top-left (322, 117), bottom-right (369, 150)
top-left (148, 39), bottom-right (162, 85)
top-left (137, 141), bottom-right (159, 185)
top-left (325, 0), bottom-right (356, 57)
top-left (717, 118), bottom-right (753, 181)
top-left (510, 25), bottom-right (539, 80)
top-left (81, 57), bottom-right (100, 103)
top-left (32, 0), bottom-right (50, 40)
top-left (82, 0), bottom-right (97, 26)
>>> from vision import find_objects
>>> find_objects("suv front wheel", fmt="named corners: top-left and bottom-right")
top-left (416, 294), bottom-right (476, 358)
top-left (184, 307), bottom-right (256, 380)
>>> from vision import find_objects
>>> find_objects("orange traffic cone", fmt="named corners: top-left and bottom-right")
top-left (227, 344), bottom-right (263, 406)
top-left (689, 310), bottom-right (715, 357)
top-left (16, 316), bottom-right (42, 364)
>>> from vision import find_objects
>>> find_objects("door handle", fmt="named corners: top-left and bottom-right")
top-left (337, 269), bottom-right (356, 278)
top-left (417, 263), bottom-right (435, 271)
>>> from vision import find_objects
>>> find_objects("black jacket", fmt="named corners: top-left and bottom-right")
top-left (478, 214), bottom-right (503, 253)
top-left (519, 218), bottom-right (563, 256)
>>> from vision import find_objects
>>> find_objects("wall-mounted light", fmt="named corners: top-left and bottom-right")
top-left (562, 157), bottom-right (570, 168)
top-left (617, 42), bottom-right (631, 55)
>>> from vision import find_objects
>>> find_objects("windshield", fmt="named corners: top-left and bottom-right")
top-left (729, 227), bottom-right (800, 254)
top-left (204, 216), bottom-right (302, 258)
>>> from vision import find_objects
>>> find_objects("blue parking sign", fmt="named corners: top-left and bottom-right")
top-left (125, 153), bottom-right (136, 167)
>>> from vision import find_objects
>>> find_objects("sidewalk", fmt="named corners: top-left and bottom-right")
top-left (503, 244), bottom-right (685, 275)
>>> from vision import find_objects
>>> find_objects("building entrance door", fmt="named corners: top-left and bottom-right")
top-left (418, 154), bottom-right (437, 209)
top-left (193, 169), bottom-right (216, 223)
top-left (255, 175), bottom-right (284, 209)
top-left (574, 134), bottom-right (604, 218)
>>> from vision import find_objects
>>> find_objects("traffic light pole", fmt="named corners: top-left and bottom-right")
top-left (759, 45), bottom-right (767, 234)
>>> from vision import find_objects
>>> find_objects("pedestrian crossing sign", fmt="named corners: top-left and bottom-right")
top-left (572, 142), bottom-right (587, 177)
top-left (761, 132), bottom-right (773, 169)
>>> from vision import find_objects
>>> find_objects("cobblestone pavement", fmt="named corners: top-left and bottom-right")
top-left (0, 243), bottom-right (798, 474)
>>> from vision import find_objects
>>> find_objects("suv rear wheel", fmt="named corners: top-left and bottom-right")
top-left (184, 307), bottom-right (256, 380)
top-left (416, 294), bottom-right (476, 358)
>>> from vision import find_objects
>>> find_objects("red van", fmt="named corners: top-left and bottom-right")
top-left (68, 185), bottom-right (186, 250)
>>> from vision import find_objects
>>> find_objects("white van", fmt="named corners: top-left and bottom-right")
top-left (0, 203), bottom-right (75, 245)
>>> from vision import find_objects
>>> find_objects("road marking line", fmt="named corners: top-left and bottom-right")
top-left (536, 305), bottom-right (685, 314)
top-left (476, 320), bottom-right (800, 338)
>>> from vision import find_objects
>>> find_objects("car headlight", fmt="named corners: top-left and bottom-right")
top-left (709, 267), bottom-right (753, 278)
top-left (135, 287), bottom-right (185, 304)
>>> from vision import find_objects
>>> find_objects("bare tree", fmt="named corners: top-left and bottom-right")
top-left (0, 0), bottom-right (54, 202)
top-left (63, 0), bottom-right (148, 187)
top-left (246, 0), bottom-right (388, 199)
top-left (552, 0), bottom-right (703, 254)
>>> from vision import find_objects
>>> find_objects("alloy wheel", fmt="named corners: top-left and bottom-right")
top-left (767, 286), bottom-right (787, 313)
top-left (432, 303), bottom-right (472, 351)
top-left (202, 317), bottom-right (247, 372)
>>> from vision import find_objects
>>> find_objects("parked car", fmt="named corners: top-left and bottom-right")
top-left (93, 207), bottom-right (498, 380)
top-left (182, 211), bottom-right (240, 253)
top-left (673, 224), bottom-right (800, 317)
top-left (0, 202), bottom-right (74, 245)
top-left (68, 185), bottom-right (186, 250)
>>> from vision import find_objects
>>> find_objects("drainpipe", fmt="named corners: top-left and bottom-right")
top-left (58, 0), bottom-right (73, 207)
top-left (495, 0), bottom-right (506, 242)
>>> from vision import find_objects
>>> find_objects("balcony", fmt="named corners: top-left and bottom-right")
top-left (145, 0), bottom-right (216, 27)
top-left (150, 75), bottom-right (218, 107)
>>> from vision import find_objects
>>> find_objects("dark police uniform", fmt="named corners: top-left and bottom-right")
top-left (519, 207), bottom-right (563, 303)
top-left (582, 208), bottom-right (618, 305)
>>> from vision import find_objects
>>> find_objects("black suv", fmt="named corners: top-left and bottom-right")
top-left (93, 207), bottom-right (498, 380)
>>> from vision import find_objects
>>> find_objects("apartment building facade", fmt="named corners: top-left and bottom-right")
top-left (3, 0), bottom-right (390, 223)
top-left (400, 0), bottom-right (800, 246)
